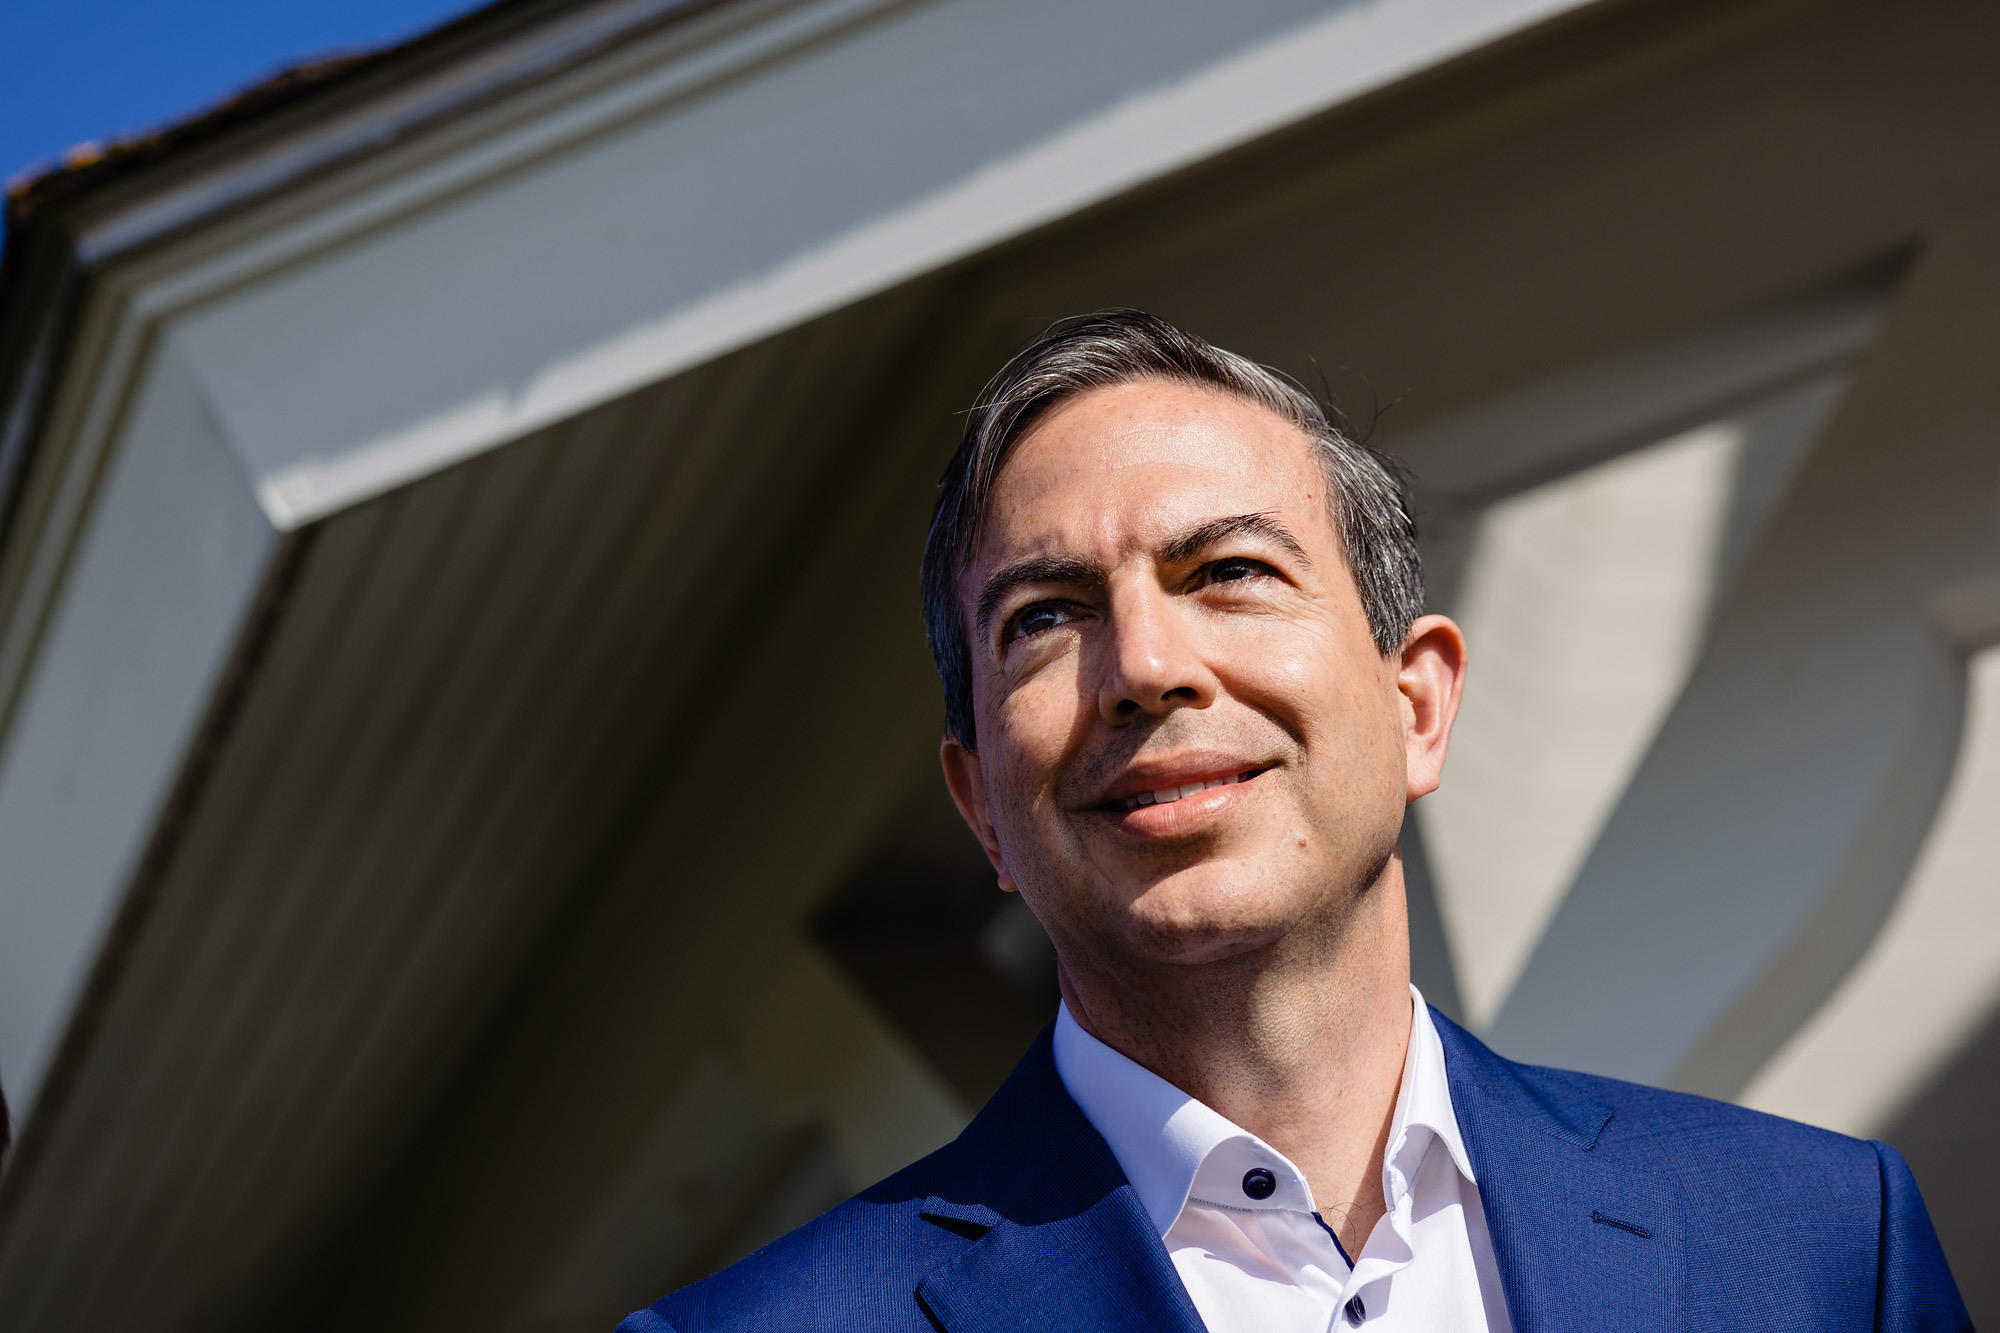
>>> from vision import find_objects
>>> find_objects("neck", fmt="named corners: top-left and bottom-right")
top-left (1057, 854), bottom-right (1414, 1255)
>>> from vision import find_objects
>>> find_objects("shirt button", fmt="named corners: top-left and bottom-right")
top-left (1345, 1295), bottom-right (1366, 1323)
top-left (1240, 1168), bottom-right (1277, 1200)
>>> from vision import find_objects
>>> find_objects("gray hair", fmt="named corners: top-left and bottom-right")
top-left (921, 310), bottom-right (1424, 749)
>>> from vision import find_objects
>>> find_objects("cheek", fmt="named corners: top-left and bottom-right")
top-left (976, 682), bottom-right (1076, 834)
top-left (1209, 615), bottom-right (1351, 723)
top-left (1214, 618), bottom-right (1402, 778)
top-left (988, 647), bottom-right (1089, 763)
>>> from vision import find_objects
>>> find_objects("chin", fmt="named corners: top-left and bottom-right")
top-left (1118, 880), bottom-right (1296, 965)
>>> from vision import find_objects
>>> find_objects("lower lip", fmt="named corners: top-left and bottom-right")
top-left (1101, 773), bottom-right (1263, 838)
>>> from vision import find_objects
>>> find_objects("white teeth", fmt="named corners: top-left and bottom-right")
top-left (1121, 771), bottom-right (1257, 810)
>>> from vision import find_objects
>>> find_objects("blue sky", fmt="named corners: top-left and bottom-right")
top-left (3, 0), bottom-right (481, 240)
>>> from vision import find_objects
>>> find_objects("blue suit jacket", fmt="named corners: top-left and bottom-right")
top-left (620, 1009), bottom-right (1969, 1331)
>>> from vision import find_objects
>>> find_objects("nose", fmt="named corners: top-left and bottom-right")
top-left (1095, 575), bottom-right (1218, 725)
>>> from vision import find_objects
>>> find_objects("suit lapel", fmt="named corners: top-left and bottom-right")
top-left (915, 1030), bottom-right (1208, 1333)
top-left (1434, 1011), bottom-right (1684, 1333)
top-left (919, 1016), bottom-right (1687, 1333)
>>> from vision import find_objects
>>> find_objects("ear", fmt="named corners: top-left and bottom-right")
top-left (1397, 613), bottom-right (1467, 804)
top-left (940, 736), bottom-right (1019, 892)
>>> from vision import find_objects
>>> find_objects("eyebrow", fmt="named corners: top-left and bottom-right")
top-left (976, 555), bottom-right (1104, 639)
top-left (1159, 511), bottom-right (1312, 568)
top-left (972, 512), bottom-right (1310, 639)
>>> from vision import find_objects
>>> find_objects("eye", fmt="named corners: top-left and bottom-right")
top-left (1203, 556), bottom-right (1273, 585)
top-left (1003, 601), bottom-right (1078, 646)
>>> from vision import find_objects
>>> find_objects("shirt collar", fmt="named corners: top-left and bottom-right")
top-left (1052, 987), bottom-right (1473, 1238)
top-left (1387, 984), bottom-right (1477, 1188)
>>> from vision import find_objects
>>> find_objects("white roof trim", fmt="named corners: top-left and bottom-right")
top-left (112, 0), bottom-right (1592, 531)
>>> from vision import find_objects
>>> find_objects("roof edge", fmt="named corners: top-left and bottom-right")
top-left (0, 0), bottom-right (738, 559)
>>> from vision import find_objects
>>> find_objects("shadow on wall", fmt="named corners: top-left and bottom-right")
top-left (1887, 994), bottom-right (2000, 1328)
top-left (812, 769), bottom-right (1061, 1109)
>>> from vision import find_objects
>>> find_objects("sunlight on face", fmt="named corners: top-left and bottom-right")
top-left (955, 379), bottom-right (1411, 973)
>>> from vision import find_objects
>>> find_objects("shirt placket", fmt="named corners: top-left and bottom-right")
top-left (1343, 1130), bottom-right (1441, 1325)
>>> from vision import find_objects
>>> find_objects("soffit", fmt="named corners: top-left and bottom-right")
top-left (971, 0), bottom-right (2000, 436)
top-left (0, 280), bottom-right (964, 1332)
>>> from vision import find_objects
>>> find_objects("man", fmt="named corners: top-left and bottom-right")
top-left (621, 312), bottom-right (1967, 1331)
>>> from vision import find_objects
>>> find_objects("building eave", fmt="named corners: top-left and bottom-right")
top-left (0, 0), bottom-right (747, 556)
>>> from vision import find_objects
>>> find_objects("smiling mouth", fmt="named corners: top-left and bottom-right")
top-left (1111, 768), bottom-right (1267, 811)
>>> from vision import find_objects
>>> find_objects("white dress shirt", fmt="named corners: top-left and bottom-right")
top-left (1052, 988), bottom-right (1514, 1332)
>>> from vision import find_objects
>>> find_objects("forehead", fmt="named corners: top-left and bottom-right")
top-left (973, 379), bottom-right (1330, 562)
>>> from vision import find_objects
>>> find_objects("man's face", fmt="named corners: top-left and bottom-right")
top-left (943, 379), bottom-right (1420, 976)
